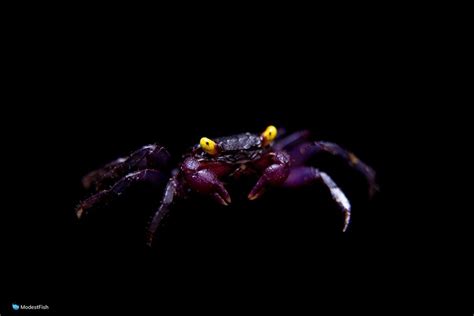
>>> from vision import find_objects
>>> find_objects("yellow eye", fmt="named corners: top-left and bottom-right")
top-left (200, 137), bottom-right (218, 155)
top-left (261, 125), bottom-right (277, 146)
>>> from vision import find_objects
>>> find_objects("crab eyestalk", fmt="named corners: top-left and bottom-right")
top-left (200, 137), bottom-right (218, 155)
top-left (261, 125), bottom-right (277, 146)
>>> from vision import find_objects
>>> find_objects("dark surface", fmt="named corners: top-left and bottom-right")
top-left (1, 28), bottom-right (430, 314)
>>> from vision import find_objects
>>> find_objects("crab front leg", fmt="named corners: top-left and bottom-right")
top-left (284, 166), bottom-right (351, 232)
top-left (248, 151), bottom-right (291, 200)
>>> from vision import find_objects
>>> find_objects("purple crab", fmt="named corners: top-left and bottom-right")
top-left (77, 126), bottom-right (378, 246)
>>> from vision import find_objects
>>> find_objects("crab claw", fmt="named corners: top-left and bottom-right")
top-left (211, 183), bottom-right (232, 206)
top-left (248, 152), bottom-right (290, 201)
top-left (247, 189), bottom-right (264, 201)
top-left (184, 166), bottom-right (232, 206)
top-left (212, 192), bottom-right (231, 206)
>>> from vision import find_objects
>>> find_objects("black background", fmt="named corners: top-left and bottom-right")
top-left (1, 20), bottom-right (449, 314)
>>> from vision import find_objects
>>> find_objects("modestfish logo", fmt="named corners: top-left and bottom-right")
top-left (12, 303), bottom-right (20, 310)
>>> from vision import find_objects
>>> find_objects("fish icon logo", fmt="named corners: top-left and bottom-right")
top-left (12, 303), bottom-right (20, 310)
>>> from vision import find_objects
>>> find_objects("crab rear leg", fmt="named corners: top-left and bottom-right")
top-left (82, 144), bottom-right (171, 192)
top-left (284, 166), bottom-right (351, 232)
top-left (273, 130), bottom-right (311, 151)
top-left (76, 169), bottom-right (166, 219)
top-left (289, 141), bottom-right (378, 198)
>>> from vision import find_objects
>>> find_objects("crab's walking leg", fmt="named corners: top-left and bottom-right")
top-left (248, 151), bottom-right (290, 200)
top-left (273, 130), bottom-right (311, 151)
top-left (146, 175), bottom-right (182, 247)
top-left (76, 169), bottom-right (166, 218)
top-left (81, 157), bottom-right (127, 190)
top-left (284, 167), bottom-right (351, 232)
top-left (82, 144), bottom-right (171, 191)
top-left (289, 141), bottom-right (378, 198)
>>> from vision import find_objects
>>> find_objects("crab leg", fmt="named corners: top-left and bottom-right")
top-left (76, 169), bottom-right (166, 219)
top-left (283, 166), bottom-right (351, 232)
top-left (146, 175), bottom-right (183, 247)
top-left (288, 141), bottom-right (378, 198)
top-left (82, 144), bottom-right (171, 191)
top-left (273, 130), bottom-right (311, 151)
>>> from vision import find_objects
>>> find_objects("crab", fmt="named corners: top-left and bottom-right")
top-left (76, 126), bottom-right (378, 246)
